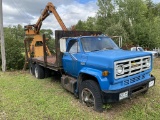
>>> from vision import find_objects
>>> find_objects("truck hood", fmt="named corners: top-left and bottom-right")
top-left (85, 49), bottom-right (151, 61)
top-left (82, 49), bottom-right (152, 83)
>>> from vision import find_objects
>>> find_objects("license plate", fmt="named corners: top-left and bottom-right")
top-left (119, 91), bottom-right (128, 100)
top-left (149, 80), bottom-right (154, 87)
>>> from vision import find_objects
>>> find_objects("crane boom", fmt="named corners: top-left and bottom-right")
top-left (25, 2), bottom-right (67, 35)
top-left (23, 2), bottom-right (67, 69)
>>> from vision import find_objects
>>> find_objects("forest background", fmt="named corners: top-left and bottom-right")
top-left (0, 0), bottom-right (160, 70)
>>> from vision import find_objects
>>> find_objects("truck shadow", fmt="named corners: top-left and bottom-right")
top-left (49, 72), bottom-right (61, 83)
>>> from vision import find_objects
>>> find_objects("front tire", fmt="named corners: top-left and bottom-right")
top-left (35, 64), bottom-right (45, 79)
top-left (79, 80), bottom-right (103, 112)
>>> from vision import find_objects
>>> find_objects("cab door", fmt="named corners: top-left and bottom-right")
top-left (62, 39), bottom-right (81, 77)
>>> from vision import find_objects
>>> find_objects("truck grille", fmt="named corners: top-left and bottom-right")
top-left (123, 73), bottom-right (146, 86)
top-left (114, 56), bottom-right (151, 79)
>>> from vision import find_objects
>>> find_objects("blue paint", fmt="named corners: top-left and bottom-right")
top-left (62, 36), bottom-right (153, 93)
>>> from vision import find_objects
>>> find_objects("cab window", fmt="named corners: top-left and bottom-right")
top-left (67, 40), bottom-right (80, 53)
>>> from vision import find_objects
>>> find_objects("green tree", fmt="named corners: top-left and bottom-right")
top-left (96, 0), bottom-right (114, 32)
top-left (73, 0), bottom-right (160, 49)
top-left (85, 17), bottom-right (96, 31)
top-left (40, 29), bottom-right (53, 39)
top-left (40, 29), bottom-right (55, 54)
top-left (0, 25), bottom-right (25, 70)
top-left (75, 20), bottom-right (86, 30)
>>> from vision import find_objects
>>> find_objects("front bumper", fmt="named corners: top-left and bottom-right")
top-left (102, 75), bottom-right (155, 103)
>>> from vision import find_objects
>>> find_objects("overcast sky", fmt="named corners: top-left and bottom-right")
top-left (2, 0), bottom-right (160, 32)
top-left (2, 0), bottom-right (98, 32)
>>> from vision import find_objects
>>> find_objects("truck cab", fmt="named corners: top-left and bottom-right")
top-left (60, 36), bottom-right (155, 112)
top-left (62, 36), bottom-right (119, 77)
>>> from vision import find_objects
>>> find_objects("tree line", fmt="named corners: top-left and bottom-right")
top-left (74, 0), bottom-right (160, 49)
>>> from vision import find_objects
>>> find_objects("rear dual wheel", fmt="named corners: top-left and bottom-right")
top-left (30, 62), bottom-right (48, 78)
top-left (35, 64), bottom-right (45, 79)
top-left (29, 63), bottom-right (35, 75)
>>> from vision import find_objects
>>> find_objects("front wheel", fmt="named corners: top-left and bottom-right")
top-left (79, 80), bottom-right (103, 112)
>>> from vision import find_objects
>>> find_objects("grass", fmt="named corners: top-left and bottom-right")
top-left (0, 58), bottom-right (160, 120)
top-left (0, 72), bottom-right (104, 120)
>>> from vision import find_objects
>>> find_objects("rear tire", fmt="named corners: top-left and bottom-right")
top-left (29, 63), bottom-right (35, 75)
top-left (79, 80), bottom-right (103, 112)
top-left (35, 64), bottom-right (45, 79)
top-left (44, 68), bottom-right (51, 78)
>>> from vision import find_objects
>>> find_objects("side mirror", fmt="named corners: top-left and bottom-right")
top-left (60, 38), bottom-right (66, 53)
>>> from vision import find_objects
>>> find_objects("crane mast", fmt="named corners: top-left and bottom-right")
top-left (24, 2), bottom-right (67, 35)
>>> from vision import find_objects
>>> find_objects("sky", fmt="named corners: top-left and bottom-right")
top-left (2, 0), bottom-right (160, 33)
top-left (2, 0), bottom-right (98, 32)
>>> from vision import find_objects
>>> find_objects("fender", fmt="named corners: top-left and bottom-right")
top-left (78, 67), bottom-right (110, 91)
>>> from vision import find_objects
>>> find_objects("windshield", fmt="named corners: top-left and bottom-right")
top-left (81, 37), bottom-right (119, 52)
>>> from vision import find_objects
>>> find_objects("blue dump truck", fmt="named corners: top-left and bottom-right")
top-left (24, 31), bottom-right (155, 112)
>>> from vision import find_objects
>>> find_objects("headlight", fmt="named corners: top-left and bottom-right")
top-left (116, 65), bottom-right (124, 75)
top-left (146, 59), bottom-right (150, 67)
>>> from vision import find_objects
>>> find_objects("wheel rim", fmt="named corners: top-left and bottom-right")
top-left (35, 67), bottom-right (38, 78)
top-left (81, 88), bottom-right (95, 107)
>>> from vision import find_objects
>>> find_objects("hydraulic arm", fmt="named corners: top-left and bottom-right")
top-left (24, 2), bottom-right (67, 35)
